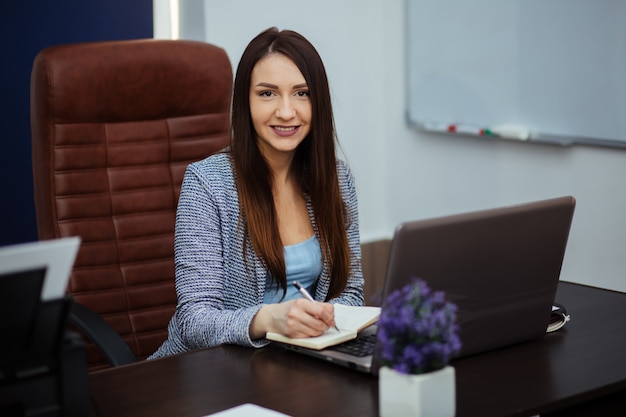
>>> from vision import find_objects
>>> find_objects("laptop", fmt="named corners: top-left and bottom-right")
top-left (0, 237), bottom-right (81, 301)
top-left (0, 237), bottom-right (80, 360)
top-left (280, 196), bottom-right (575, 374)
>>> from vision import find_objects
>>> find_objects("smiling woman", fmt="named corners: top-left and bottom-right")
top-left (149, 27), bottom-right (365, 360)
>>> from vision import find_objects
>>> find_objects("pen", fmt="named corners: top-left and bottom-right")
top-left (293, 281), bottom-right (340, 331)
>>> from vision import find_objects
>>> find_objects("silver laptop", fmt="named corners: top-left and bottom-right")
top-left (0, 237), bottom-right (80, 301)
top-left (0, 237), bottom-right (80, 358)
top-left (280, 196), bottom-right (575, 374)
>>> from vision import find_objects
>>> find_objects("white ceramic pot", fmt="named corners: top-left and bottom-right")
top-left (379, 365), bottom-right (456, 417)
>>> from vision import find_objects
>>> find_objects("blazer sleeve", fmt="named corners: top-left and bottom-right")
top-left (173, 164), bottom-right (268, 350)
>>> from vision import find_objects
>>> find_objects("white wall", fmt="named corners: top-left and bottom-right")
top-left (158, 0), bottom-right (626, 292)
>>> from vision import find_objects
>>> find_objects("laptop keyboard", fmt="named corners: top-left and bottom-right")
top-left (328, 333), bottom-right (377, 357)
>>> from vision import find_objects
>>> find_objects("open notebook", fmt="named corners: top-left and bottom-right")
top-left (266, 304), bottom-right (380, 349)
top-left (274, 196), bottom-right (575, 375)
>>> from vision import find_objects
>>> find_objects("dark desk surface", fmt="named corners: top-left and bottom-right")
top-left (88, 282), bottom-right (626, 417)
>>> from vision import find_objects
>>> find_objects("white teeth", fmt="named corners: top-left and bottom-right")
top-left (274, 126), bottom-right (296, 131)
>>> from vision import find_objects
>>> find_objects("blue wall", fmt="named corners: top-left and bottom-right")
top-left (0, 0), bottom-right (153, 246)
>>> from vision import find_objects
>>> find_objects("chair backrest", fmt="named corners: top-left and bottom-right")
top-left (31, 39), bottom-right (232, 370)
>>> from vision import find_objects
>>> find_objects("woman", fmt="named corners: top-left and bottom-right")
top-left (150, 27), bottom-right (364, 359)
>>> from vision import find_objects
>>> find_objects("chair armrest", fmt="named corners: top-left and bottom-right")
top-left (69, 301), bottom-right (137, 367)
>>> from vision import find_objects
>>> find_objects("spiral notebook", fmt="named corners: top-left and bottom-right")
top-left (277, 196), bottom-right (575, 375)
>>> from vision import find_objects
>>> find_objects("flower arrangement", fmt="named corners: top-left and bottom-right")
top-left (377, 277), bottom-right (461, 374)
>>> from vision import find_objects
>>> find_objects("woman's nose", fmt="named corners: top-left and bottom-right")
top-left (275, 97), bottom-right (296, 119)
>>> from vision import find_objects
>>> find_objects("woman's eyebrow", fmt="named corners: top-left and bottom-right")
top-left (254, 82), bottom-right (308, 89)
top-left (255, 82), bottom-right (278, 89)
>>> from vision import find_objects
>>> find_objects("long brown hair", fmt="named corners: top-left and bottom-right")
top-left (230, 27), bottom-right (349, 300)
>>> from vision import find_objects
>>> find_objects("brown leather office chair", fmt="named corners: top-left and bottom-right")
top-left (30, 39), bottom-right (232, 371)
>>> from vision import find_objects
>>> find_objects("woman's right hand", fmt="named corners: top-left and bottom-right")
top-left (250, 299), bottom-right (337, 340)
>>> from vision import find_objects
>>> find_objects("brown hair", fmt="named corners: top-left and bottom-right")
top-left (230, 27), bottom-right (349, 300)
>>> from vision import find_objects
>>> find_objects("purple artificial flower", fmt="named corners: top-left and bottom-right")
top-left (377, 277), bottom-right (461, 374)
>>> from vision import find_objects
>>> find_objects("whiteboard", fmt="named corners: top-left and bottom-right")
top-left (407, 0), bottom-right (626, 147)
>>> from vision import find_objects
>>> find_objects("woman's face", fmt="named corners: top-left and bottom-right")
top-left (249, 53), bottom-right (312, 161)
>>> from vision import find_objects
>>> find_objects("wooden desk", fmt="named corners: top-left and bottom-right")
top-left (88, 282), bottom-right (626, 417)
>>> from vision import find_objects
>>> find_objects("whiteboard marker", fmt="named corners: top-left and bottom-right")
top-left (419, 121), bottom-right (487, 136)
top-left (489, 125), bottom-right (530, 141)
top-left (454, 124), bottom-right (489, 135)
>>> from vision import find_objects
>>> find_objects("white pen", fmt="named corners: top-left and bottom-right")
top-left (293, 281), bottom-right (340, 331)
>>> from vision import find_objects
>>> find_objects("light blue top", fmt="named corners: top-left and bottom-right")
top-left (263, 234), bottom-right (323, 304)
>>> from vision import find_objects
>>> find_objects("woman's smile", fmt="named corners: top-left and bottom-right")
top-left (272, 125), bottom-right (301, 136)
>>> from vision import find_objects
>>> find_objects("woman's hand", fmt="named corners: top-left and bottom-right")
top-left (250, 299), bottom-right (337, 340)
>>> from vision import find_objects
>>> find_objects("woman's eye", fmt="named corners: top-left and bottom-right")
top-left (296, 90), bottom-right (310, 97)
top-left (259, 91), bottom-right (273, 97)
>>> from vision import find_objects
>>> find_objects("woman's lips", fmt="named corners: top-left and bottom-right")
top-left (272, 126), bottom-right (300, 137)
